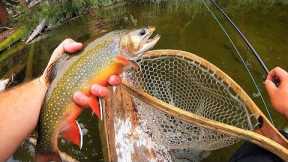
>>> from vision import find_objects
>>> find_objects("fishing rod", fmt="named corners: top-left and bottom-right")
top-left (201, 0), bottom-right (274, 123)
top-left (208, 0), bottom-right (270, 74)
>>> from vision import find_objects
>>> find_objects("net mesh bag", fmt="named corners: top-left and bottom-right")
top-left (123, 50), bottom-right (257, 151)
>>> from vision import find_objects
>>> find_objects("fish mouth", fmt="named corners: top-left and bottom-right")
top-left (139, 26), bottom-right (160, 54)
top-left (123, 26), bottom-right (160, 61)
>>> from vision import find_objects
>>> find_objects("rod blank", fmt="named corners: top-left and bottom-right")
top-left (209, 0), bottom-right (270, 74)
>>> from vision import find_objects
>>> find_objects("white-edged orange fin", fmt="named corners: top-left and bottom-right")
top-left (99, 97), bottom-right (105, 120)
top-left (62, 120), bottom-right (83, 149)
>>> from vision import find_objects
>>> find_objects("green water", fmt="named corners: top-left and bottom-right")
top-left (2, 0), bottom-right (288, 161)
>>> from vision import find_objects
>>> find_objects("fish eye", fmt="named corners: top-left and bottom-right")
top-left (139, 29), bottom-right (146, 36)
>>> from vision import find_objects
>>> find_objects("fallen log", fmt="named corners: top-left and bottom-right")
top-left (26, 19), bottom-right (47, 44)
top-left (0, 26), bottom-right (27, 52)
top-left (28, 0), bottom-right (43, 8)
top-left (0, 28), bottom-right (15, 42)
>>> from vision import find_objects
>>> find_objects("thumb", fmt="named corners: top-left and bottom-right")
top-left (49, 39), bottom-right (82, 64)
top-left (264, 79), bottom-right (277, 97)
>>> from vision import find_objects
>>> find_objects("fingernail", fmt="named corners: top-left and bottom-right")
top-left (73, 42), bottom-right (83, 47)
top-left (63, 38), bottom-right (74, 44)
top-left (73, 91), bottom-right (83, 100)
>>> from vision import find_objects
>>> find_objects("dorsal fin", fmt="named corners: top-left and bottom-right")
top-left (45, 54), bottom-right (74, 84)
top-left (45, 60), bottom-right (59, 84)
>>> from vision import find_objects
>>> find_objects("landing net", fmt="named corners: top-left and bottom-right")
top-left (123, 50), bottom-right (258, 150)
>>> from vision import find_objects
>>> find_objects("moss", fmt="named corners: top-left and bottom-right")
top-left (0, 26), bottom-right (27, 52)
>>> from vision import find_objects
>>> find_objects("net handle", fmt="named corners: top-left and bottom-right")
top-left (122, 49), bottom-right (288, 160)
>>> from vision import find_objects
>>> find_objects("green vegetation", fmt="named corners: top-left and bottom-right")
top-left (0, 26), bottom-right (27, 52)
top-left (0, 0), bottom-right (125, 52)
top-left (17, 0), bottom-right (123, 29)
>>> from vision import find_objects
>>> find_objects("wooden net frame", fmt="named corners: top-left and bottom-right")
top-left (121, 50), bottom-right (288, 161)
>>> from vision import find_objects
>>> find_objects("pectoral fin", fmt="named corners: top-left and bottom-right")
top-left (62, 120), bottom-right (83, 149)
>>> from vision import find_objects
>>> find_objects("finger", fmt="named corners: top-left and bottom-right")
top-left (268, 67), bottom-right (288, 81)
top-left (52, 39), bottom-right (82, 57)
top-left (73, 91), bottom-right (90, 107)
top-left (91, 84), bottom-right (109, 97)
top-left (52, 39), bottom-right (74, 56)
top-left (264, 79), bottom-right (277, 97)
top-left (63, 40), bottom-right (83, 54)
top-left (108, 75), bottom-right (121, 86)
top-left (47, 39), bottom-right (77, 65)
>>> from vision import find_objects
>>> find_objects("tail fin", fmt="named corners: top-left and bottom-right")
top-left (35, 152), bottom-right (61, 162)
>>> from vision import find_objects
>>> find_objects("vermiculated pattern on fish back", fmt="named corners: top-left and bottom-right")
top-left (36, 31), bottom-right (122, 153)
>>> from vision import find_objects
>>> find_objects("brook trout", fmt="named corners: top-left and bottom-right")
top-left (36, 27), bottom-right (160, 162)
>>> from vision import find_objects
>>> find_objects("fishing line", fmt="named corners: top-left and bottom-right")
top-left (208, 0), bottom-right (270, 74)
top-left (201, 0), bottom-right (274, 124)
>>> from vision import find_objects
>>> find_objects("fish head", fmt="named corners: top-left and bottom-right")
top-left (120, 26), bottom-right (160, 61)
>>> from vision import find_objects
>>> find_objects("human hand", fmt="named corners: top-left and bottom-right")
top-left (40, 39), bottom-right (83, 87)
top-left (264, 67), bottom-right (288, 118)
top-left (73, 75), bottom-right (121, 107)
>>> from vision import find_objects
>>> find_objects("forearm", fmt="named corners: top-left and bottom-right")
top-left (0, 78), bottom-right (47, 161)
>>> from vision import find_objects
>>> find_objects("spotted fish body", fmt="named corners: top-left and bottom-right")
top-left (36, 31), bottom-right (128, 160)
top-left (35, 26), bottom-right (160, 161)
